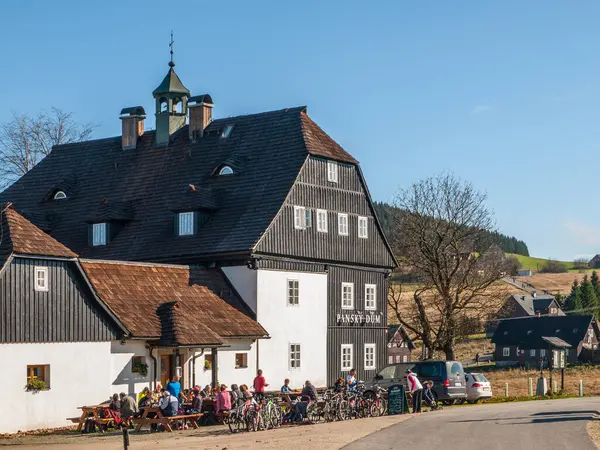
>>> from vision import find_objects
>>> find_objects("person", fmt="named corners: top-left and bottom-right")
top-left (200, 384), bottom-right (212, 398)
top-left (166, 375), bottom-right (181, 399)
top-left (253, 369), bottom-right (269, 402)
top-left (138, 388), bottom-right (153, 410)
top-left (406, 369), bottom-right (423, 414)
top-left (240, 384), bottom-right (253, 401)
top-left (294, 380), bottom-right (317, 422)
top-left (153, 383), bottom-right (163, 402)
top-left (230, 384), bottom-right (242, 407)
top-left (108, 393), bottom-right (120, 412)
top-left (422, 381), bottom-right (438, 410)
top-left (215, 384), bottom-right (232, 413)
top-left (475, 352), bottom-right (480, 366)
top-left (120, 392), bottom-right (139, 419)
top-left (159, 389), bottom-right (179, 417)
top-left (334, 377), bottom-right (345, 393)
top-left (346, 368), bottom-right (358, 390)
top-left (281, 378), bottom-right (292, 394)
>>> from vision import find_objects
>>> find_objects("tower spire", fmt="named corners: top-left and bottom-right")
top-left (169, 30), bottom-right (175, 68)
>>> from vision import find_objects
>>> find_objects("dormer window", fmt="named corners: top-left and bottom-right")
top-left (218, 166), bottom-right (234, 176)
top-left (178, 212), bottom-right (194, 236)
top-left (53, 190), bottom-right (67, 200)
top-left (221, 124), bottom-right (234, 138)
top-left (92, 223), bottom-right (107, 246)
top-left (327, 161), bottom-right (338, 183)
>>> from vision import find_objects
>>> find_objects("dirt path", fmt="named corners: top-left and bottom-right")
top-left (0, 415), bottom-right (411, 450)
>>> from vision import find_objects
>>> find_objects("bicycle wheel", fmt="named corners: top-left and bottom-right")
top-left (271, 405), bottom-right (282, 428)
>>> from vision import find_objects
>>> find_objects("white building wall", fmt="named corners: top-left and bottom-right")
top-left (190, 341), bottom-right (257, 389)
top-left (256, 269), bottom-right (328, 389)
top-left (221, 266), bottom-right (258, 313)
top-left (0, 340), bottom-right (150, 434)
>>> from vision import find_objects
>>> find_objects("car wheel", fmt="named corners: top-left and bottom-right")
top-left (441, 399), bottom-right (456, 406)
top-left (467, 399), bottom-right (479, 404)
top-left (455, 398), bottom-right (466, 405)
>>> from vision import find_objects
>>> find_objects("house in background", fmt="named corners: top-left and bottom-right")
top-left (386, 325), bottom-right (415, 364)
top-left (517, 269), bottom-right (533, 277)
top-left (491, 315), bottom-right (599, 367)
top-left (498, 293), bottom-right (564, 319)
top-left (589, 254), bottom-right (600, 269)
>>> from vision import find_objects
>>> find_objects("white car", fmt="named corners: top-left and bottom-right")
top-left (464, 372), bottom-right (492, 403)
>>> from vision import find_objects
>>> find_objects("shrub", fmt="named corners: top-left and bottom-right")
top-left (540, 260), bottom-right (568, 273)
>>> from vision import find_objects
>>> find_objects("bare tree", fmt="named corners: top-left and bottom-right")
top-left (0, 108), bottom-right (95, 188)
top-left (389, 173), bottom-right (511, 360)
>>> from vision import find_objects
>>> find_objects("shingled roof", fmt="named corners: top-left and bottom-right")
top-left (0, 205), bottom-right (77, 268)
top-left (80, 260), bottom-right (268, 345)
top-left (0, 107), bottom-right (359, 262)
top-left (509, 294), bottom-right (563, 316)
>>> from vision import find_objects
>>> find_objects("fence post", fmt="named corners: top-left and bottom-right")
top-left (528, 377), bottom-right (533, 397)
top-left (505, 383), bottom-right (509, 397)
top-left (579, 380), bottom-right (584, 397)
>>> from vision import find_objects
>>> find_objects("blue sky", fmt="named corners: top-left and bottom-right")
top-left (1, 1), bottom-right (600, 260)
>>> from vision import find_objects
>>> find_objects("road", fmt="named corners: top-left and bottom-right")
top-left (345, 398), bottom-right (599, 450)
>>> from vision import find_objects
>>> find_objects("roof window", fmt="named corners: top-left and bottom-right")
top-left (221, 124), bottom-right (234, 138)
top-left (573, 328), bottom-right (579, 333)
top-left (527, 330), bottom-right (532, 335)
top-left (53, 190), bottom-right (67, 200)
top-left (218, 166), bottom-right (234, 176)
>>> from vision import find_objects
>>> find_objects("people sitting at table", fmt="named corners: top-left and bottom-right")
top-left (334, 377), bottom-right (345, 393)
top-left (119, 392), bottom-right (138, 420)
top-left (138, 387), bottom-right (153, 410)
top-left (187, 386), bottom-right (203, 414)
top-left (230, 384), bottom-right (242, 407)
top-left (200, 384), bottom-right (212, 398)
top-left (281, 378), bottom-right (292, 403)
top-left (293, 380), bottom-right (317, 422)
top-left (153, 383), bottom-right (163, 402)
top-left (240, 384), bottom-right (253, 401)
top-left (346, 368), bottom-right (358, 390)
top-left (159, 389), bottom-right (179, 417)
top-left (108, 393), bottom-right (121, 412)
top-left (215, 384), bottom-right (232, 413)
top-left (166, 375), bottom-right (181, 398)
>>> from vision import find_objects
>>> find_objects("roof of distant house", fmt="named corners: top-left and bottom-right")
top-left (387, 324), bottom-right (416, 350)
top-left (509, 294), bottom-right (563, 316)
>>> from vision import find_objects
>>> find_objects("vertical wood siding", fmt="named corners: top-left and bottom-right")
top-left (0, 258), bottom-right (119, 343)
top-left (255, 157), bottom-right (396, 268)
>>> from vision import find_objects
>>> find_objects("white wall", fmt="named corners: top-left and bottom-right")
top-left (109, 340), bottom-right (153, 395)
top-left (189, 341), bottom-right (257, 389)
top-left (221, 265), bottom-right (258, 313)
top-left (0, 340), bottom-right (151, 433)
top-left (256, 269), bottom-right (328, 389)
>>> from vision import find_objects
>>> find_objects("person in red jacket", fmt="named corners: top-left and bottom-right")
top-left (406, 369), bottom-right (423, 413)
top-left (253, 369), bottom-right (269, 402)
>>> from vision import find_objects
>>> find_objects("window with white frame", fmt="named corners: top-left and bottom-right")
top-left (364, 344), bottom-right (376, 370)
top-left (338, 213), bottom-right (349, 236)
top-left (388, 355), bottom-right (393, 364)
top-left (342, 282), bottom-right (354, 309)
top-left (305, 209), bottom-right (312, 228)
top-left (289, 344), bottom-right (301, 369)
top-left (502, 347), bottom-right (510, 357)
top-left (34, 267), bottom-right (48, 292)
top-left (178, 212), bottom-right (194, 236)
top-left (540, 349), bottom-right (546, 357)
top-left (403, 355), bottom-right (408, 363)
top-left (316, 209), bottom-right (328, 233)
top-left (395, 355), bottom-right (401, 363)
top-left (365, 284), bottom-right (377, 310)
top-left (530, 349), bottom-right (536, 357)
top-left (287, 279), bottom-right (299, 306)
top-left (566, 349), bottom-right (570, 356)
top-left (358, 216), bottom-right (368, 239)
top-left (327, 161), bottom-right (338, 182)
top-left (294, 206), bottom-right (311, 230)
top-left (92, 223), bottom-right (107, 246)
top-left (341, 344), bottom-right (353, 371)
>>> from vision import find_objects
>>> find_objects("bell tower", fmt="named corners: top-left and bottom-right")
top-left (153, 32), bottom-right (190, 146)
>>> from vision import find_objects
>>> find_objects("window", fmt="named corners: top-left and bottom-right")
top-left (294, 206), bottom-right (310, 230)
top-left (341, 344), bottom-right (353, 371)
top-left (218, 165), bottom-right (234, 175)
top-left (160, 98), bottom-right (168, 113)
top-left (338, 213), bottom-right (349, 236)
top-left (540, 349), bottom-right (546, 357)
top-left (342, 282), bottom-right (354, 309)
top-left (53, 190), bottom-right (67, 200)
top-left (26, 365), bottom-right (50, 389)
top-left (364, 344), bottom-right (376, 370)
top-left (287, 279), bottom-right (299, 306)
top-left (502, 347), bottom-right (510, 357)
top-left (289, 344), bottom-right (301, 369)
top-left (395, 355), bottom-right (401, 363)
top-left (388, 355), bottom-right (393, 364)
top-left (530, 349), bottom-right (536, 357)
top-left (327, 161), bottom-right (338, 182)
top-left (550, 308), bottom-right (557, 314)
top-left (365, 284), bottom-right (377, 310)
top-left (316, 209), bottom-right (328, 233)
top-left (566, 349), bottom-right (570, 356)
top-left (34, 267), bottom-right (48, 292)
top-left (178, 212), bottom-right (194, 236)
top-left (235, 353), bottom-right (248, 369)
top-left (131, 356), bottom-right (147, 375)
top-left (403, 355), bottom-right (408, 363)
top-left (221, 124), bottom-right (234, 138)
top-left (358, 216), bottom-right (368, 239)
top-left (92, 223), bottom-right (107, 246)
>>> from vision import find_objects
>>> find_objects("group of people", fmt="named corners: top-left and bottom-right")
top-left (406, 369), bottom-right (437, 413)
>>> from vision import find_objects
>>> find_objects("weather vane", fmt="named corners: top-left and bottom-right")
top-left (169, 30), bottom-right (175, 68)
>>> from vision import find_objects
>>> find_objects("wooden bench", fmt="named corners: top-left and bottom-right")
top-left (132, 407), bottom-right (202, 432)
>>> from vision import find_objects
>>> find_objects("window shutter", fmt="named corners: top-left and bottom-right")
top-left (88, 224), bottom-right (93, 246)
top-left (106, 222), bottom-right (111, 244)
top-left (174, 213), bottom-right (180, 236)
top-left (193, 211), bottom-right (199, 234)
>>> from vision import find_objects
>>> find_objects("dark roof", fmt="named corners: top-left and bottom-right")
top-left (153, 68), bottom-right (190, 96)
top-left (80, 260), bottom-right (267, 345)
top-left (492, 315), bottom-right (594, 348)
top-left (0, 107), bottom-right (367, 263)
top-left (0, 205), bottom-right (77, 268)
top-left (387, 324), bottom-right (416, 350)
top-left (509, 294), bottom-right (560, 316)
top-left (541, 336), bottom-right (571, 348)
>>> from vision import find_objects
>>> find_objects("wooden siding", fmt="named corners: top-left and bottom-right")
top-left (0, 258), bottom-right (119, 343)
top-left (255, 157), bottom-right (395, 269)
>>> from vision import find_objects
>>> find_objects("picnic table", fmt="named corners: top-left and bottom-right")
top-left (132, 406), bottom-right (202, 432)
top-left (69, 405), bottom-right (112, 432)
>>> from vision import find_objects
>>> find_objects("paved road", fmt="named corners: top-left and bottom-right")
top-left (345, 398), bottom-right (599, 450)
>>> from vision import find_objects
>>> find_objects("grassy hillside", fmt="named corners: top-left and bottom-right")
top-left (507, 254), bottom-right (577, 272)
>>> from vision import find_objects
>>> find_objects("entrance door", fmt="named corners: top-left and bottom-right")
top-left (160, 355), bottom-right (172, 387)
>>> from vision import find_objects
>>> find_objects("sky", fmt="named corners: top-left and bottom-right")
top-left (1, 1), bottom-right (600, 261)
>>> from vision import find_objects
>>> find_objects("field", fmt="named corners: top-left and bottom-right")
top-left (515, 272), bottom-right (585, 295)
top-left (507, 254), bottom-right (578, 272)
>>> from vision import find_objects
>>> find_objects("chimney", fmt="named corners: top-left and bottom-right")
top-left (120, 106), bottom-right (146, 150)
top-left (188, 94), bottom-right (214, 141)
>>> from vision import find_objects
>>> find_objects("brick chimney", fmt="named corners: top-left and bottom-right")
top-left (120, 106), bottom-right (146, 150)
top-left (188, 94), bottom-right (213, 142)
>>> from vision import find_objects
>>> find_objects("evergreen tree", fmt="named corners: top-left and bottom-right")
top-left (566, 279), bottom-right (583, 312)
top-left (591, 271), bottom-right (600, 299)
top-left (580, 275), bottom-right (598, 316)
